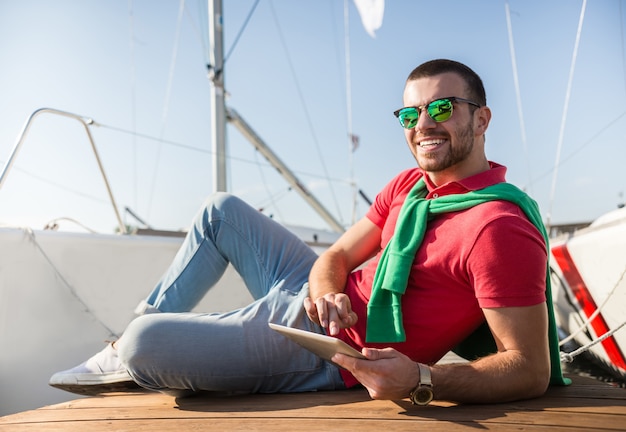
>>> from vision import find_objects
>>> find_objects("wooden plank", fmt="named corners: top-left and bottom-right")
top-left (5, 415), bottom-right (625, 432)
top-left (1, 375), bottom-right (624, 431)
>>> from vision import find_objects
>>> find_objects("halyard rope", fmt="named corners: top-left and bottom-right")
top-left (559, 264), bottom-right (626, 346)
top-left (23, 227), bottom-right (118, 337)
top-left (561, 320), bottom-right (626, 363)
top-left (558, 264), bottom-right (626, 363)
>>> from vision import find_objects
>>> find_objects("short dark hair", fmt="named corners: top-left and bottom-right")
top-left (406, 59), bottom-right (486, 106)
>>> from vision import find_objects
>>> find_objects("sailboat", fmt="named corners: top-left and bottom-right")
top-left (0, 0), bottom-right (354, 416)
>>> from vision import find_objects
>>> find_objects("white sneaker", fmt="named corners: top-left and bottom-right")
top-left (49, 343), bottom-right (140, 395)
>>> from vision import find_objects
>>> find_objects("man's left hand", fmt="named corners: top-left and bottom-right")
top-left (332, 347), bottom-right (420, 400)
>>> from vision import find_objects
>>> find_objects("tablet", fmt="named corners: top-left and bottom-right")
top-left (268, 323), bottom-right (366, 361)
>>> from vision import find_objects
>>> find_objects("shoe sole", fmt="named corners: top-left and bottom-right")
top-left (49, 370), bottom-right (144, 396)
top-left (49, 380), bottom-right (144, 396)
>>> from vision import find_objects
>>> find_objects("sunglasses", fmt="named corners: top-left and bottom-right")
top-left (393, 97), bottom-right (481, 129)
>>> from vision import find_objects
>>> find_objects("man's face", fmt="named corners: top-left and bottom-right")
top-left (402, 73), bottom-right (481, 177)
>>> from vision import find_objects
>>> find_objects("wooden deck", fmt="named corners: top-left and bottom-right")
top-left (1, 374), bottom-right (624, 431)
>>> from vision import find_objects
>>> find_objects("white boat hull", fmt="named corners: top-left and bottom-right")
top-left (0, 227), bottom-right (254, 416)
top-left (0, 223), bottom-right (337, 416)
top-left (5, 206), bottom-right (625, 416)
top-left (550, 207), bottom-right (626, 379)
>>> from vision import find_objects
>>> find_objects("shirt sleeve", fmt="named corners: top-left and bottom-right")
top-left (467, 210), bottom-right (548, 308)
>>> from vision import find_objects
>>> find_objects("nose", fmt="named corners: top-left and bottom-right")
top-left (414, 108), bottom-right (436, 132)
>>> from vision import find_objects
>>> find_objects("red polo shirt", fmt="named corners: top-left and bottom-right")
top-left (337, 163), bottom-right (547, 388)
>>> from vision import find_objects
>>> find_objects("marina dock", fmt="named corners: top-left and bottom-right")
top-left (1, 374), bottom-right (624, 431)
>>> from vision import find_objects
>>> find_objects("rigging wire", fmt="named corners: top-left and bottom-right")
top-left (253, 149), bottom-right (286, 222)
top-left (344, 0), bottom-right (358, 225)
top-left (223, 0), bottom-right (260, 66)
top-left (559, 264), bottom-right (626, 347)
top-left (547, 0), bottom-right (587, 227)
top-left (526, 111), bottom-right (626, 187)
top-left (510, 1), bottom-right (626, 196)
top-left (9, 165), bottom-right (111, 207)
top-left (561, 320), bottom-right (626, 364)
top-left (7, 119), bottom-right (353, 219)
top-left (253, 186), bottom-right (292, 218)
top-left (505, 2), bottom-right (532, 195)
top-left (146, 0), bottom-right (186, 221)
top-left (621, 0), bottom-right (626, 208)
top-left (622, 0), bottom-right (626, 99)
top-left (100, 124), bottom-right (210, 154)
top-left (267, 0), bottom-right (344, 225)
top-left (127, 0), bottom-right (138, 212)
top-left (23, 227), bottom-right (118, 337)
top-left (183, 1), bottom-right (207, 55)
top-left (192, 0), bottom-right (261, 79)
top-left (98, 122), bottom-right (352, 185)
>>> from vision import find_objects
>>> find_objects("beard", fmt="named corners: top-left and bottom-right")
top-left (415, 119), bottom-right (475, 172)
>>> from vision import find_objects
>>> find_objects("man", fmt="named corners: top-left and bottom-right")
top-left (50, 59), bottom-right (567, 404)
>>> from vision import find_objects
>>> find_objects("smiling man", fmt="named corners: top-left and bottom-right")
top-left (50, 59), bottom-right (567, 404)
top-left (307, 59), bottom-right (567, 403)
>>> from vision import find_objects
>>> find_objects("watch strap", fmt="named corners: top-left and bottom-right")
top-left (418, 362), bottom-right (432, 386)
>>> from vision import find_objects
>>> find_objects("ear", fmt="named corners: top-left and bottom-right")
top-left (474, 106), bottom-right (492, 136)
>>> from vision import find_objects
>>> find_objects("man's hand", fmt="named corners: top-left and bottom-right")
top-left (305, 217), bottom-right (381, 336)
top-left (332, 347), bottom-right (419, 400)
top-left (304, 292), bottom-right (358, 336)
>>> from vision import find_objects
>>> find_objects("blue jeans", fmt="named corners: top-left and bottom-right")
top-left (117, 193), bottom-right (346, 395)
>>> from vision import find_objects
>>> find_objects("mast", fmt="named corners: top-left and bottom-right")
top-left (206, 0), bottom-right (345, 233)
top-left (208, 0), bottom-right (227, 192)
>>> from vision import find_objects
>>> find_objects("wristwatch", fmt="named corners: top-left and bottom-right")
top-left (409, 363), bottom-right (434, 405)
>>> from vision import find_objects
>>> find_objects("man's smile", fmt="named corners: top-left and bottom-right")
top-left (418, 138), bottom-right (446, 148)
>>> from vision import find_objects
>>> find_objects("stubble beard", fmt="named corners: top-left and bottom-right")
top-left (416, 120), bottom-right (475, 172)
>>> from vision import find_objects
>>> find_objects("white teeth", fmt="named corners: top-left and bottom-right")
top-left (419, 139), bottom-right (445, 147)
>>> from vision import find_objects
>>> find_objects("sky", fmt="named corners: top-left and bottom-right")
top-left (0, 0), bottom-right (624, 235)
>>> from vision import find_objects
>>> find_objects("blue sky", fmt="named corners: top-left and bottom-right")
top-left (0, 0), bottom-right (624, 234)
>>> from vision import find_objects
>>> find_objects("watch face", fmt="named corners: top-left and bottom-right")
top-left (415, 387), bottom-right (434, 405)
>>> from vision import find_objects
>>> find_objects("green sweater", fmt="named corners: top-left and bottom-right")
top-left (365, 177), bottom-right (569, 385)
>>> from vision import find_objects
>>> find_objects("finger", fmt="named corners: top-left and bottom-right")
top-left (331, 352), bottom-right (356, 370)
top-left (335, 296), bottom-right (357, 326)
top-left (363, 347), bottom-right (402, 360)
top-left (303, 297), bottom-right (319, 324)
top-left (334, 296), bottom-right (348, 320)
top-left (327, 301), bottom-right (341, 336)
top-left (348, 311), bottom-right (358, 326)
top-left (315, 296), bottom-right (329, 329)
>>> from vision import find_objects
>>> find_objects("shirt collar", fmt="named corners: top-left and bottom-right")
top-left (423, 162), bottom-right (508, 198)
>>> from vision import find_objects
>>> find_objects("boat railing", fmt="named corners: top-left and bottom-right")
top-left (0, 108), bottom-right (127, 234)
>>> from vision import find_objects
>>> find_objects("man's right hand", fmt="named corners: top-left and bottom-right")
top-left (303, 292), bottom-right (358, 336)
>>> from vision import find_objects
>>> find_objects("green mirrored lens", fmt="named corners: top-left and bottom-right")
top-left (396, 98), bottom-right (457, 129)
top-left (398, 108), bottom-right (419, 129)
top-left (427, 99), bottom-right (453, 122)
